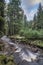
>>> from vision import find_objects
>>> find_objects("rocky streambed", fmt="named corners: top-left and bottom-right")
top-left (0, 36), bottom-right (43, 65)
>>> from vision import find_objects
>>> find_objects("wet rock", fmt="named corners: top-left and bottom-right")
top-left (19, 60), bottom-right (39, 65)
top-left (14, 52), bottom-right (22, 64)
top-left (38, 59), bottom-right (43, 65)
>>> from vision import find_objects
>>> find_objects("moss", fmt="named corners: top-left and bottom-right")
top-left (0, 55), bottom-right (6, 61)
top-left (0, 62), bottom-right (3, 65)
top-left (6, 61), bottom-right (14, 65)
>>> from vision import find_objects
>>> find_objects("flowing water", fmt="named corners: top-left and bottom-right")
top-left (1, 36), bottom-right (43, 65)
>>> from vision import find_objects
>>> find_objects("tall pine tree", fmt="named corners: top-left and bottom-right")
top-left (0, 0), bottom-right (5, 36)
top-left (32, 3), bottom-right (43, 30)
top-left (0, 0), bottom-right (5, 17)
top-left (7, 0), bottom-right (23, 35)
top-left (37, 3), bottom-right (43, 29)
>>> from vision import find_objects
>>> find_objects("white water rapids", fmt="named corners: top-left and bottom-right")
top-left (1, 36), bottom-right (39, 62)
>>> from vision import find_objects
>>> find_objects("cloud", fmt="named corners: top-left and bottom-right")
top-left (27, 8), bottom-right (38, 21)
top-left (5, 0), bottom-right (9, 3)
top-left (21, 0), bottom-right (43, 6)
top-left (27, 0), bottom-right (41, 5)
top-left (21, 0), bottom-right (43, 21)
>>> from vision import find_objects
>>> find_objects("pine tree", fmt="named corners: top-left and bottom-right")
top-left (0, 0), bottom-right (5, 36)
top-left (24, 15), bottom-right (27, 27)
top-left (32, 3), bottom-right (43, 30)
top-left (37, 3), bottom-right (43, 29)
top-left (0, 0), bottom-right (5, 17)
top-left (32, 14), bottom-right (37, 29)
top-left (7, 0), bottom-right (23, 35)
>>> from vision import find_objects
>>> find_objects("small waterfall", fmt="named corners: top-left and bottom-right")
top-left (19, 48), bottom-right (37, 62)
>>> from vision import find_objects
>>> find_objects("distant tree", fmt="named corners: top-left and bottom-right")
top-left (24, 15), bottom-right (27, 27)
top-left (32, 3), bottom-right (43, 30)
top-left (32, 14), bottom-right (37, 29)
top-left (37, 3), bottom-right (43, 29)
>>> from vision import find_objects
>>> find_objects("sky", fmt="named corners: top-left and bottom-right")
top-left (6, 0), bottom-right (43, 21)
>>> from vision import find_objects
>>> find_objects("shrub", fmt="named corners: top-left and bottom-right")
top-left (0, 55), bottom-right (17, 65)
top-left (6, 61), bottom-right (14, 65)
top-left (19, 29), bottom-right (25, 36)
top-left (38, 30), bottom-right (43, 38)
top-left (32, 30), bottom-right (39, 38)
top-left (19, 28), bottom-right (43, 39)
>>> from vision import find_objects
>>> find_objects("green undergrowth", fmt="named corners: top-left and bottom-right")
top-left (0, 55), bottom-right (17, 65)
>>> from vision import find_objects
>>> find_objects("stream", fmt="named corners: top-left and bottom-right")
top-left (1, 36), bottom-right (43, 65)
